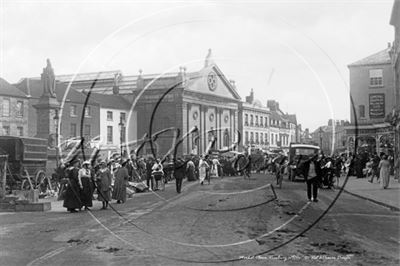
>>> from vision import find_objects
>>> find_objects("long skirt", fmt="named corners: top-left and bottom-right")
top-left (199, 167), bottom-right (206, 183)
top-left (98, 187), bottom-right (111, 202)
top-left (187, 167), bottom-right (195, 181)
top-left (112, 178), bottom-right (127, 202)
top-left (210, 166), bottom-right (218, 178)
top-left (63, 179), bottom-right (82, 210)
top-left (380, 167), bottom-right (390, 189)
top-left (80, 177), bottom-right (93, 207)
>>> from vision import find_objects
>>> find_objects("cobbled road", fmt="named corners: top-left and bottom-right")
top-left (0, 173), bottom-right (399, 266)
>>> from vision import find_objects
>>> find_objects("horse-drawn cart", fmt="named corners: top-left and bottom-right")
top-left (0, 136), bottom-right (51, 193)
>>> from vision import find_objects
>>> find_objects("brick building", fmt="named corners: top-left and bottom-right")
top-left (86, 93), bottom-right (135, 158)
top-left (15, 78), bottom-right (100, 149)
top-left (346, 46), bottom-right (396, 154)
top-left (0, 78), bottom-right (29, 137)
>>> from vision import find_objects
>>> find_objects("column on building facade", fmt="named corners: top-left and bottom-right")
top-left (218, 108), bottom-right (222, 149)
top-left (203, 105), bottom-right (208, 153)
top-left (185, 102), bottom-right (190, 155)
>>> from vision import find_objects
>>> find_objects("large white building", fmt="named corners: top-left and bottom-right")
top-left (239, 89), bottom-right (270, 151)
top-left (238, 91), bottom-right (299, 153)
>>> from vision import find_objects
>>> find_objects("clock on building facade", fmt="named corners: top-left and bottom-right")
top-left (207, 72), bottom-right (217, 91)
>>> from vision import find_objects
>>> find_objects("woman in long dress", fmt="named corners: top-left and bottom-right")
top-left (186, 159), bottom-right (195, 181)
top-left (96, 160), bottom-right (112, 209)
top-left (379, 155), bottom-right (390, 189)
top-left (78, 161), bottom-right (93, 210)
top-left (198, 156), bottom-right (209, 185)
top-left (63, 159), bottom-right (82, 213)
top-left (211, 158), bottom-right (220, 178)
top-left (112, 161), bottom-right (128, 203)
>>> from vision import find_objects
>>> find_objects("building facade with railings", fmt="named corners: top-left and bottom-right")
top-left (389, 0), bottom-right (400, 179)
top-left (346, 46), bottom-right (396, 155)
top-left (0, 78), bottom-right (29, 137)
top-left (267, 100), bottom-right (298, 152)
top-left (238, 89), bottom-right (271, 152)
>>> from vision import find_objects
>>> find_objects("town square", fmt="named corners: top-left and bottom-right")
top-left (0, 1), bottom-right (399, 265)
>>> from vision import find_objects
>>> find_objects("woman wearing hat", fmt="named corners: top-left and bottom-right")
top-left (79, 160), bottom-right (93, 210)
top-left (63, 158), bottom-right (82, 213)
top-left (96, 160), bottom-right (112, 209)
top-left (112, 159), bottom-right (129, 203)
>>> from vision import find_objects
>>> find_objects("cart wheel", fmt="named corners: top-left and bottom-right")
top-left (21, 179), bottom-right (31, 190)
top-left (21, 170), bottom-right (34, 190)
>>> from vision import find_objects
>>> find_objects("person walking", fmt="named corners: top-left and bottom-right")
top-left (146, 157), bottom-right (154, 191)
top-left (63, 159), bottom-right (82, 213)
top-left (78, 160), bottom-right (93, 211)
top-left (198, 155), bottom-right (209, 185)
top-left (174, 158), bottom-right (186, 193)
top-left (112, 159), bottom-right (129, 203)
top-left (379, 155), bottom-right (390, 189)
top-left (152, 159), bottom-right (164, 190)
top-left (186, 158), bottom-right (196, 181)
top-left (304, 154), bottom-right (321, 202)
top-left (96, 160), bottom-right (112, 210)
top-left (210, 158), bottom-right (220, 179)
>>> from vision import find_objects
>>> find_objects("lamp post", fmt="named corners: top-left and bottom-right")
top-left (53, 109), bottom-right (59, 167)
top-left (118, 116), bottom-right (125, 157)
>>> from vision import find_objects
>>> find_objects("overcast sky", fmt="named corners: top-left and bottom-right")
top-left (1, 0), bottom-right (395, 131)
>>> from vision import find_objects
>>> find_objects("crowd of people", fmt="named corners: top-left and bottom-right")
top-left (59, 149), bottom-right (396, 213)
top-left (59, 153), bottom-right (247, 213)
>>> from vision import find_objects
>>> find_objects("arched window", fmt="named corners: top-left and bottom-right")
top-left (223, 129), bottom-right (229, 147)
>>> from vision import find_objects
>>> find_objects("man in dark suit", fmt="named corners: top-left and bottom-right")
top-left (303, 153), bottom-right (322, 202)
top-left (174, 158), bottom-right (186, 193)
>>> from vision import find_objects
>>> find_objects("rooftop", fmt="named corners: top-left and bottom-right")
top-left (86, 92), bottom-right (131, 110)
top-left (348, 47), bottom-right (392, 67)
top-left (15, 78), bottom-right (99, 105)
top-left (0, 78), bottom-right (27, 98)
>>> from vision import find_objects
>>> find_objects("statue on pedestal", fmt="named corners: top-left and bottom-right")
top-left (41, 59), bottom-right (56, 98)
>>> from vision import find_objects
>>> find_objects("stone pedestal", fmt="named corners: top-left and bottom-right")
top-left (33, 96), bottom-right (60, 139)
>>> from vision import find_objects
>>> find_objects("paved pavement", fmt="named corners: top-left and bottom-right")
top-left (341, 175), bottom-right (400, 211)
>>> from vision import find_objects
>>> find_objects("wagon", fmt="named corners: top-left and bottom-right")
top-left (0, 136), bottom-right (50, 192)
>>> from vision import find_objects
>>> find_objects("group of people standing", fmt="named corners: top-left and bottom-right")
top-left (62, 157), bottom-right (130, 213)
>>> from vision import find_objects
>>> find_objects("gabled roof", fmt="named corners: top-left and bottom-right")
top-left (348, 47), bottom-right (391, 67)
top-left (86, 92), bottom-right (131, 110)
top-left (0, 78), bottom-right (27, 98)
top-left (184, 63), bottom-right (241, 101)
top-left (15, 78), bottom-right (98, 105)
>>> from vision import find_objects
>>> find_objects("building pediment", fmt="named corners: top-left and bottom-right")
top-left (184, 64), bottom-right (241, 101)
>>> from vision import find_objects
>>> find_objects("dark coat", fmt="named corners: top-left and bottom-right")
top-left (302, 158), bottom-right (322, 181)
top-left (63, 167), bottom-right (82, 210)
top-left (174, 160), bottom-right (186, 180)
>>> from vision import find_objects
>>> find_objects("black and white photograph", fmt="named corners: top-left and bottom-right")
top-left (0, 0), bottom-right (399, 265)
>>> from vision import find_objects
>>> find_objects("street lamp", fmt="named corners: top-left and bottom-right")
top-left (118, 116), bottom-right (125, 157)
top-left (53, 109), bottom-right (59, 166)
